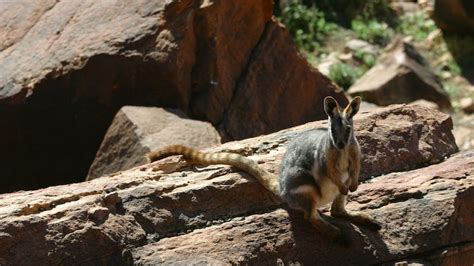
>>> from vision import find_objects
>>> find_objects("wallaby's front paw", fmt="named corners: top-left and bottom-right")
top-left (348, 177), bottom-right (359, 192)
top-left (339, 186), bottom-right (349, 195)
top-left (349, 182), bottom-right (358, 192)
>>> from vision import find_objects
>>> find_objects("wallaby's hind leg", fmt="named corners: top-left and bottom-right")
top-left (330, 195), bottom-right (382, 231)
top-left (287, 185), bottom-right (349, 245)
top-left (308, 208), bottom-right (348, 244)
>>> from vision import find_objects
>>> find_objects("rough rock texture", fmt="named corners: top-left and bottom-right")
top-left (0, 104), bottom-right (461, 265)
top-left (344, 39), bottom-right (379, 56)
top-left (390, 2), bottom-right (420, 14)
top-left (356, 103), bottom-right (457, 178)
top-left (348, 40), bottom-right (452, 110)
top-left (0, 0), bottom-right (345, 192)
top-left (221, 20), bottom-right (346, 140)
top-left (396, 243), bottom-right (474, 266)
top-left (453, 113), bottom-right (474, 151)
top-left (409, 99), bottom-right (440, 110)
top-left (433, 0), bottom-right (474, 34)
top-left (461, 97), bottom-right (474, 113)
top-left (133, 151), bottom-right (474, 265)
top-left (86, 106), bottom-right (221, 180)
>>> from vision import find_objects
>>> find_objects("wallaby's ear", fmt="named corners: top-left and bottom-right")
top-left (324, 96), bottom-right (340, 118)
top-left (344, 96), bottom-right (361, 118)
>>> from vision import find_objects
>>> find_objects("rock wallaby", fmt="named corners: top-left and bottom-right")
top-left (147, 96), bottom-right (381, 244)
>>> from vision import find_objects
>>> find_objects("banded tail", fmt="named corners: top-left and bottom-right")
top-left (147, 145), bottom-right (279, 196)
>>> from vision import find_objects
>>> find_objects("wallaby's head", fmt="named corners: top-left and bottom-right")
top-left (324, 96), bottom-right (361, 150)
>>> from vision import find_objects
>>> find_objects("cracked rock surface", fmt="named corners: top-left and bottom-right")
top-left (0, 104), bottom-right (469, 265)
top-left (0, 0), bottom-right (345, 192)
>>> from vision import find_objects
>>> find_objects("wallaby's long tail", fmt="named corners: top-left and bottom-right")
top-left (147, 145), bottom-right (279, 196)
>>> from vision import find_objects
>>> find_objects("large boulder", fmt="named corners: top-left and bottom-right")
top-left (433, 0), bottom-right (474, 34)
top-left (348, 40), bottom-right (452, 110)
top-left (0, 104), bottom-right (461, 264)
top-left (86, 106), bottom-right (220, 180)
top-left (220, 21), bottom-right (346, 140)
top-left (357, 103), bottom-right (457, 178)
top-left (0, 0), bottom-right (346, 192)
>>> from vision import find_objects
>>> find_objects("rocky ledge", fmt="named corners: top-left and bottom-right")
top-left (134, 151), bottom-right (473, 265)
top-left (0, 104), bottom-right (469, 265)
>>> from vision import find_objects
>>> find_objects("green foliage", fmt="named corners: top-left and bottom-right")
top-left (353, 50), bottom-right (376, 68)
top-left (278, 1), bottom-right (395, 53)
top-left (328, 63), bottom-right (363, 91)
top-left (397, 11), bottom-right (437, 41)
top-left (302, 0), bottom-right (395, 27)
top-left (447, 60), bottom-right (462, 76)
top-left (279, 3), bottom-right (338, 52)
top-left (352, 19), bottom-right (393, 45)
top-left (444, 82), bottom-right (463, 102)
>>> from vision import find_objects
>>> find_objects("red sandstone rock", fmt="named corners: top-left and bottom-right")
top-left (133, 151), bottom-right (474, 264)
top-left (0, 0), bottom-right (344, 192)
top-left (220, 19), bottom-right (346, 140)
top-left (348, 40), bottom-right (452, 111)
top-left (86, 106), bottom-right (221, 180)
top-left (0, 104), bottom-right (462, 264)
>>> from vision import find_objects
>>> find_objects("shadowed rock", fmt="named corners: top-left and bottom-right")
top-left (0, 104), bottom-right (461, 264)
top-left (86, 106), bottom-right (221, 180)
top-left (0, 0), bottom-right (345, 192)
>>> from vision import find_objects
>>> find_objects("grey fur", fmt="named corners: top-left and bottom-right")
top-left (278, 97), bottom-right (358, 212)
top-left (279, 128), bottom-right (329, 197)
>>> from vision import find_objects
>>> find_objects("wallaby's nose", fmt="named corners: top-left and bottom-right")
top-left (337, 141), bottom-right (345, 149)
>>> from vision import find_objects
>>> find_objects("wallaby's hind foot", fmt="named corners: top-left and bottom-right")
top-left (309, 209), bottom-right (351, 246)
top-left (331, 194), bottom-right (382, 231)
top-left (350, 212), bottom-right (381, 231)
top-left (331, 210), bottom-right (381, 231)
top-left (288, 186), bottom-right (351, 246)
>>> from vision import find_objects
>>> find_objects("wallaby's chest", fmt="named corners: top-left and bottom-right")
top-left (324, 148), bottom-right (351, 174)
top-left (335, 149), bottom-right (350, 172)
top-left (311, 148), bottom-right (351, 208)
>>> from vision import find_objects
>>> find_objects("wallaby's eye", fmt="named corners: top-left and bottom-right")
top-left (346, 126), bottom-right (351, 133)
